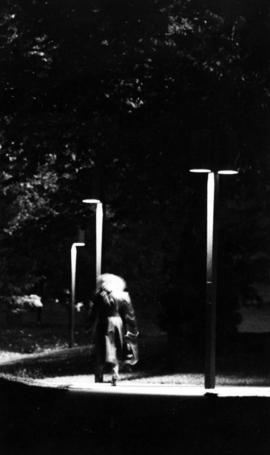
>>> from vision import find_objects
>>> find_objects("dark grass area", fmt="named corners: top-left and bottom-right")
top-left (0, 331), bottom-right (167, 379)
top-left (2, 326), bottom-right (270, 379)
top-left (1, 330), bottom-right (270, 387)
top-left (0, 325), bottom-right (90, 354)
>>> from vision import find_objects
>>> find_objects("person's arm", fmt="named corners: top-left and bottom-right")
top-left (120, 293), bottom-right (139, 338)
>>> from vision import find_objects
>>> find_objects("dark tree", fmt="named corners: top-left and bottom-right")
top-left (0, 0), bottom-right (269, 358)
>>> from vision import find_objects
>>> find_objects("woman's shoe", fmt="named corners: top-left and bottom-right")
top-left (111, 374), bottom-right (118, 386)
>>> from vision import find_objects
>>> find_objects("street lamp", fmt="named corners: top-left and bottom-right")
top-left (82, 199), bottom-right (103, 284)
top-left (70, 242), bottom-right (85, 347)
top-left (190, 130), bottom-right (239, 389)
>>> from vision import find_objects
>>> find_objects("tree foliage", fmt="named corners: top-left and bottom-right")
top-left (0, 0), bottom-right (269, 346)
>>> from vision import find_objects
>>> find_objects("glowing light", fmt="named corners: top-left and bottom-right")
top-left (82, 199), bottom-right (101, 204)
top-left (189, 168), bottom-right (211, 173)
top-left (218, 170), bottom-right (239, 175)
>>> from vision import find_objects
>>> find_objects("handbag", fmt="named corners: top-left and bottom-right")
top-left (123, 331), bottom-right (139, 365)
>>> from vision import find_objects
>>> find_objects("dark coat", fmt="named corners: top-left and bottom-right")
top-left (89, 289), bottom-right (139, 366)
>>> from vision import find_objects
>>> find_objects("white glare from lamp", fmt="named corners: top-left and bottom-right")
top-left (72, 242), bottom-right (85, 248)
top-left (218, 170), bottom-right (239, 175)
top-left (82, 199), bottom-right (101, 204)
top-left (189, 168), bottom-right (211, 174)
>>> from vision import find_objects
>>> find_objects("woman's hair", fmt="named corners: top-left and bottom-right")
top-left (96, 273), bottom-right (126, 293)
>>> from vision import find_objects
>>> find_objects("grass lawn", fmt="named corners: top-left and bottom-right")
top-left (0, 325), bottom-right (89, 355)
top-left (1, 324), bottom-right (270, 387)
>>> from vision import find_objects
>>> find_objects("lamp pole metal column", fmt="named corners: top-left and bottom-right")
top-left (82, 199), bottom-right (103, 285)
top-left (70, 242), bottom-right (85, 348)
top-left (205, 172), bottom-right (219, 388)
top-left (95, 201), bottom-right (103, 282)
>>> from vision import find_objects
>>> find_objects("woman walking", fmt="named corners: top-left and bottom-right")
top-left (88, 274), bottom-right (139, 385)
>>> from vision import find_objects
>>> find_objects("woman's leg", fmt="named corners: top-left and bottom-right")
top-left (111, 363), bottom-right (119, 386)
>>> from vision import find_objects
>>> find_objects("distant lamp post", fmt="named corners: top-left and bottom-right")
top-left (82, 199), bottom-right (103, 284)
top-left (190, 129), bottom-right (239, 389)
top-left (70, 242), bottom-right (85, 348)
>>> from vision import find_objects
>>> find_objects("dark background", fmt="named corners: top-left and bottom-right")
top-left (0, 0), bottom-right (269, 352)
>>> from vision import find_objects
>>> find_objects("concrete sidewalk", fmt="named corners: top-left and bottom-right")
top-left (29, 376), bottom-right (270, 398)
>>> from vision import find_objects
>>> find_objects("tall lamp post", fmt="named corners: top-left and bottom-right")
top-left (82, 199), bottom-right (103, 284)
top-left (70, 242), bottom-right (85, 347)
top-left (189, 131), bottom-right (239, 389)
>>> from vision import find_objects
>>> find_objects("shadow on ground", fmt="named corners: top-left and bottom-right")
top-left (1, 333), bottom-right (270, 454)
top-left (1, 376), bottom-right (270, 455)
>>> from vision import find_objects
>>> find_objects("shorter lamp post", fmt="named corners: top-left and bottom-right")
top-left (190, 130), bottom-right (239, 389)
top-left (70, 242), bottom-right (85, 347)
top-left (82, 199), bottom-right (103, 284)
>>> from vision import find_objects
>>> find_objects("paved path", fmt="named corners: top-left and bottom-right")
top-left (61, 383), bottom-right (270, 397)
top-left (9, 374), bottom-right (270, 398)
